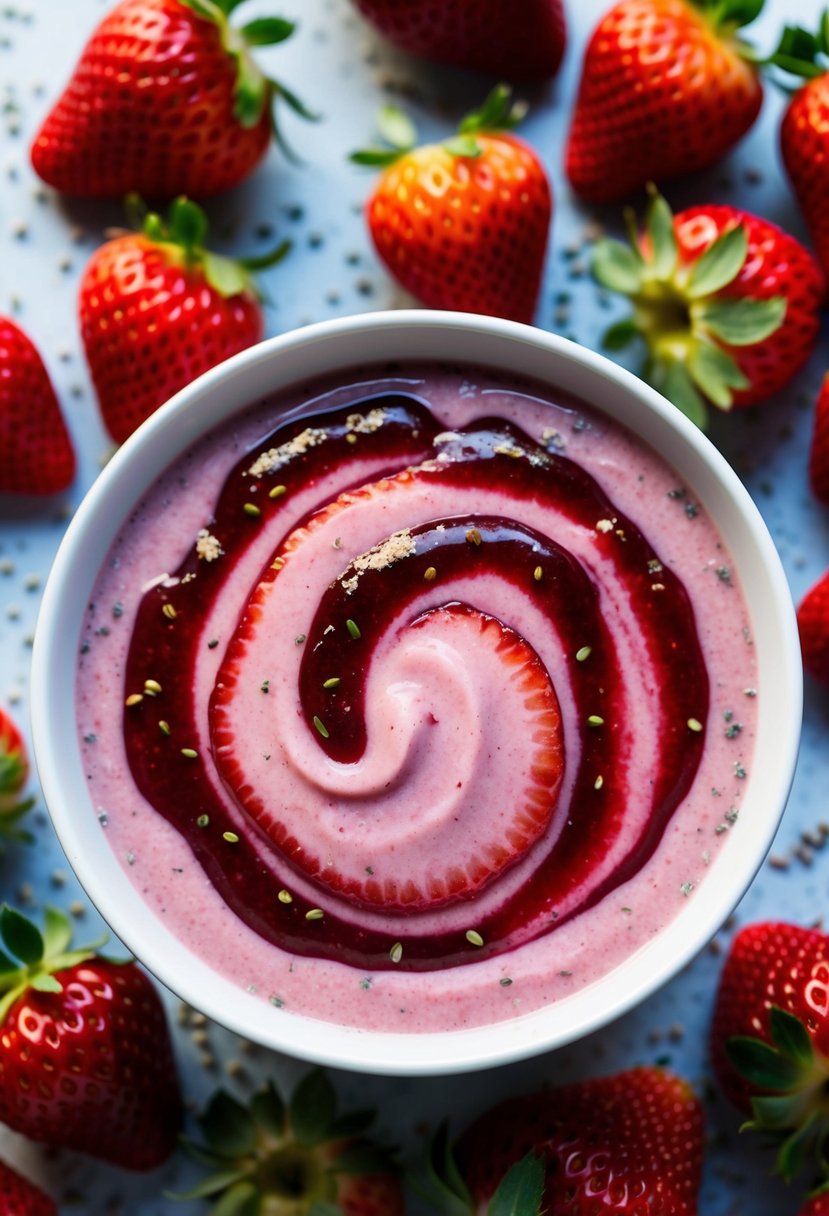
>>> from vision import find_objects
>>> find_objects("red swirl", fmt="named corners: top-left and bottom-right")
top-left (123, 392), bottom-right (708, 971)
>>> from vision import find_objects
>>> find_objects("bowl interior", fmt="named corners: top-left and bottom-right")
top-left (31, 311), bottom-right (801, 1075)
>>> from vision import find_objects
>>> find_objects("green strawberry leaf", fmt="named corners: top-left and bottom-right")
top-left (211, 1180), bottom-right (260, 1216)
top-left (249, 1080), bottom-right (285, 1137)
top-left (661, 361), bottom-right (709, 429)
top-left (726, 1035), bottom-right (804, 1090)
top-left (750, 1091), bottom-right (815, 1130)
top-left (200, 1089), bottom-right (259, 1158)
top-left (775, 1112), bottom-right (820, 1183)
top-left (488, 1152), bottom-right (546, 1216)
top-left (687, 340), bottom-right (748, 409)
top-left (232, 50), bottom-right (269, 129)
top-left (1, 905), bottom-right (44, 966)
top-left (592, 239), bottom-right (645, 295)
top-left (377, 105), bottom-right (417, 152)
top-left (715, 0), bottom-right (765, 26)
top-left (771, 1006), bottom-right (815, 1066)
top-left (444, 135), bottom-right (483, 159)
top-left (240, 17), bottom-right (295, 46)
top-left (459, 84), bottom-right (527, 135)
top-left (202, 252), bottom-right (252, 298)
top-left (644, 190), bottom-right (678, 280)
top-left (349, 149), bottom-right (404, 167)
top-left (685, 225), bottom-right (748, 298)
top-left (29, 973), bottom-right (63, 995)
top-left (766, 24), bottom-right (824, 77)
top-left (41, 906), bottom-right (73, 959)
top-left (290, 1068), bottom-right (337, 1148)
top-left (167, 1169), bottom-right (251, 1202)
top-left (270, 77), bottom-right (320, 123)
top-left (696, 296), bottom-right (787, 346)
top-left (238, 239), bottom-right (292, 274)
top-left (601, 317), bottom-right (639, 351)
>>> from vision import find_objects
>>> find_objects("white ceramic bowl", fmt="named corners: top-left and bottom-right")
top-left (31, 310), bottom-right (801, 1076)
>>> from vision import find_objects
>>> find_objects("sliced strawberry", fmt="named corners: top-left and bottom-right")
top-left (809, 374), bottom-right (829, 506)
top-left (0, 317), bottom-right (75, 496)
top-left (213, 596), bottom-right (564, 912)
top-left (0, 1159), bottom-right (56, 1216)
top-left (797, 570), bottom-right (829, 689)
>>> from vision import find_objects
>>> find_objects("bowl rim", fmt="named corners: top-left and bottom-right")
top-left (31, 309), bottom-right (802, 1075)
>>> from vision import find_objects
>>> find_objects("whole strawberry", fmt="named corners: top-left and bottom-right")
top-left (774, 19), bottom-right (829, 278)
top-left (0, 1159), bottom-right (56, 1216)
top-left (352, 86), bottom-right (552, 325)
top-left (711, 922), bottom-right (829, 1184)
top-left (592, 189), bottom-right (825, 427)
top-left (0, 904), bottom-right (182, 1171)
top-left (809, 374), bottom-right (829, 506)
top-left (797, 570), bottom-right (829, 689)
top-left (0, 708), bottom-right (35, 848)
top-left (565, 0), bottom-right (764, 202)
top-left (79, 195), bottom-right (288, 444)
top-left (423, 1067), bottom-right (704, 1214)
top-left (351, 0), bottom-right (566, 81)
top-left (0, 317), bottom-right (75, 496)
top-left (174, 1069), bottom-right (404, 1215)
top-left (31, 0), bottom-right (312, 200)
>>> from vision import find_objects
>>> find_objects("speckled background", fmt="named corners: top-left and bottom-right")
top-left (1, 0), bottom-right (828, 1211)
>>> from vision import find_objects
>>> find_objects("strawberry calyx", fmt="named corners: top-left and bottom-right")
top-left (350, 84), bottom-right (528, 169)
top-left (691, 0), bottom-right (766, 61)
top-left (416, 1122), bottom-right (545, 1216)
top-left (176, 0), bottom-right (316, 160)
top-left (126, 194), bottom-right (290, 298)
top-left (172, 1069), bottom-right (399, 1213)
top-left (764, 15), bottom-right (829, 84)
top-left (727, 1005), bottom-right (829, 1184)
top-left (592, 187), bottom-right (786, 428)
top-left (0, 905), bottom-right (108, 1025)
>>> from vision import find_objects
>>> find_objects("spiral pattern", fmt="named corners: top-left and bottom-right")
top-left (123, 391), bottom-right (708, 972)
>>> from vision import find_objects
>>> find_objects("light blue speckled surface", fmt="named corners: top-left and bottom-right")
top-left (1, 0), bottom-right (828, 1210)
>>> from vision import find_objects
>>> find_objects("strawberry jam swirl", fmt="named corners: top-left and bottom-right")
top-left (120, 388), bottom-right (709, 973)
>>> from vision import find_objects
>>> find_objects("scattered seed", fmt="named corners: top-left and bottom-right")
top-left (162, 603), bottom-right (177, 620)
top-left (423, 566), bottom-right (437, 581)
top-left (306, 908), bottom-right (324, 920)
top-left (268, 484), bottom-right (287, 499)
top-left (466, 929), bottom-right (484, 947)
top-left (533, 566), bottom-right (543, 581)
top-left (499, 977), bottom-right (513, 987)
top-left (465, 527), bottom-right (482, 546)
top-left (389, 942), bottom-right (403, 963)
top-left (346, 618), bottom-right (361, 640)
top-left (243, 503), bottom-right (261, 518)
top-left (687, 718), bottom-right (703, 732)
top-left (575, 645), bottom-right (592, 662)
top-left (587, 714), bottom-right (604, 727)
top-left (181, 747), bottom-right (198, 759)
top-left (223, 831), bottom-right (240, 844)
top-left (313, 715), bottom-right (329, 739)
top-left (125, 693), bottom-right (143, 707)
top-left (594, 775), bottom-right (604, 790)
top-left (158, 720), bottom-right (171, 736)
top-left (144, 678), bottom-right (162, 695)
top-left (278, 889), bottom-right (293, 904)
top-left (196, 814), bottom-right (210, 828)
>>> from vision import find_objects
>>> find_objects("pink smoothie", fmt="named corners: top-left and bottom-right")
top-left (75, 363), bottom-right (757, 1033)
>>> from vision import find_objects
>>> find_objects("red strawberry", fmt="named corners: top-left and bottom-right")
top-left (0, 317), bottom-right (75, 496)
top-left (0, 904), bottom-right (182, 1171)
top-left (801, 1195), bottom-right (829, 1216)
top-left (0, 709), bottom-right (35, 848)
top-left (809, 374), bottom-right (829, 506)
top-left (711, 921), bottom-right (829, 1183)
top-left (0, 1159), bottom-right (56, 1216)
top-left (31, 0), bottom-right (311, 200)
top-left (797, 570), bottom-right (829, 689)
top-left (565, 0), bottom-right (764, 202)
top-left (423, 1067), bottom-right (704, 1214)
top-left (351, 0), bottom-right (566, 81)
top-left (79, 196), bottom-right (288, 444)
top-left (774, 20), bottom-right (829, 278)
top-left (352, 86), bottom-right (552, 325)
top-left (592, 189), bottom-right (825, 427)
top-left (174, 1069), bottom-right (404, 1215)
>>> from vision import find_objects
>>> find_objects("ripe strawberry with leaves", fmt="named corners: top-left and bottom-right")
top-left (79, 195), bottom-right (288, 444)
top-left (592, 189), bottom-right (824, 427)
top-left (0, 709), bottom-right (35, 849)
top-left (352, 86), bottom-right (552, 325)
top-left (31, 0), bottom-right (313, 200)
top-left (0, 1159), bottom-right (56, 1216)
top-left (565, 0), bottom-right (765, 202)
top-left (797, 571), bottom-right (829, 690)
top-left (422, 1067), bottom-right (704, 1214)
top-left (174, 1068), bottom-right (404, 1214)
top-left (773, 17), bottom-right (829, 278)
top-left (351, 0), bottom-right (566, 81)
top-left (809, 374), bottom-right (829, 506)
top-left (711, 921), bottom-right (829, 1185)
top-left (0, 904), bottom-right (182, 1171)
top-left (0, 317), bottom-right (75, 496)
